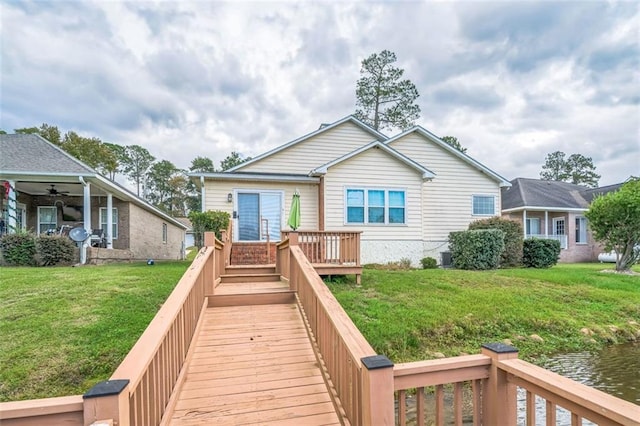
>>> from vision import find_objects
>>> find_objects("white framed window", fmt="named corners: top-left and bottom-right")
top-left (553, 217), bottom-right (565, 235)
top-left (38, 206), bottom-right (57, 234)
top-left (575, 217), bottom-right (587, 244)
top-left (345, 188), bottom-right (406, 225)
top-left (162, 223), bottom-right (168, 243)
top-left (2, 203), bottom-right (26, 233)
top-left (472, 195), bottom-right (495, 216)
top-left (99, 207), bottom-right (118, 239)
top-left (526, 218), bottom-right (540, 235)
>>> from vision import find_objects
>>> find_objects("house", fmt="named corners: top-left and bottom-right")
top-left (0, 134), bottom-right (188, 263)
top-left (190, 116), bottom-right (511, 266)
top-left (501, 177), bottom-right (622, 262)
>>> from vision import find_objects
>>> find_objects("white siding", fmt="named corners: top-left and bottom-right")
top-left (239, 122), bottom-right (379, 174)
top-left (323, 147), bottom-right (423, 241)
top-left (203, 179), bottom-right (319, 233)
top-left (390, 134), bottom-right (502, 241)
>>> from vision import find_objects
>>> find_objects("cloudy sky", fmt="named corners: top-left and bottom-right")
top-left (1, 1), bottom-right (638, 186)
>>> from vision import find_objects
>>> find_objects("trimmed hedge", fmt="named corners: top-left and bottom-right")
top-left (522, 238), bottom-right (561, 268)
top-left (468, 217), bottom-right (523, 267)
top-left (449, 229), bottom-right (504, 270)
top-left (420, 257), bottom-right (438, 269)
top-left (36, 235), bottom-right (76, 266)
top-left (0, 232), bottom-right (37, 266)
top-left (188, 210), bottom-right (230, 248)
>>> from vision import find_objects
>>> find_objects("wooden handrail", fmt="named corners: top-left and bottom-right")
top-left (289, 245), bottom-right (375, 424)
top-left (107, 233), bottom-right (223, 425)
top-left (499, 358), bottom-right (640, 426)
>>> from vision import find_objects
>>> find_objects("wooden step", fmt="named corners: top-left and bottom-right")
top-left (209, 291), bottom-right (296, 307)
top-left (225, 265), bottom-right (276, 275)
top-left (221, 273), bottom-right (281, 283)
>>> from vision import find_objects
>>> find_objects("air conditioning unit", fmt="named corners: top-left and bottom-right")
top-left (441, 251), bottom-right (452, 268)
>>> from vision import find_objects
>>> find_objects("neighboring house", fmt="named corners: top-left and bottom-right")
top-left (0, 134), bottom-right (187, 262)
top-left (175, 217), bottom-right (195, 247)
top-left (501, 177), bottom-right (622, 262)
top-left (191, 116), bottom-right (511, 266)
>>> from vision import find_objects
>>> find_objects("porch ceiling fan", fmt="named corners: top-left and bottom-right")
top-left (45, 184), bottom-right (70, 197)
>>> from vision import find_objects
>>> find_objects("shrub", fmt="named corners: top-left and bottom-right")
top-left (188, 210), bottom-right (231, 248)
top-left (0, 232), bottom-right (37, 266)
top-left (421, 257), bottom-right (438, 269)
top-left (468, 217), bottom-right (523, 267)
top-left (522, 238), bottom-right (561, 268)
top-left (36, 235), bottom-right (76, 266)
top-left (449, 229), bottom-right (504, 270)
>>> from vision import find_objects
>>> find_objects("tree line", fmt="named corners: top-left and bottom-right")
top-left (1, 124), bottom-right (249, 217)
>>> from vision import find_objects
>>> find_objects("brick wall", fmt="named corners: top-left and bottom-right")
top-left (230, 243), bottom-right (277, 265)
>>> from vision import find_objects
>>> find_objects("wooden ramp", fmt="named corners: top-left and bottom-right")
top-left (164, 278), bottom-right (343, 425)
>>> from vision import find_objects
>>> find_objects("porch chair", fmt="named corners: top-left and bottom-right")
top-left (90, 229), bottom-right (106, 248)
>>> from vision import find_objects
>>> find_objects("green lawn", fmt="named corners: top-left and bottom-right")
top-left (1, 261), bottom-right (638, 402)
top-left (327, 263), bottom-right (640, 363)
top-left (0, 261), bottom-right (190, 402)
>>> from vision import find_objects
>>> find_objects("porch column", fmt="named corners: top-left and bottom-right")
top-left (106, 193), bottom-right (113, 249)
top-left (83, 182), bottom-right (92, 235)
top-left (6, 180), bottom-right (17, 233)
top-left (522, 210), bottom-right (527, 239)
top-left (544, 211), bottom-right (549, 237)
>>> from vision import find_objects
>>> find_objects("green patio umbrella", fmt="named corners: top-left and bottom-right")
top-left (287, 191), bottom-right (301, 231)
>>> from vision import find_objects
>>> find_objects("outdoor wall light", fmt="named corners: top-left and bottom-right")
top-left (227, 193), bottom-right (233, 203)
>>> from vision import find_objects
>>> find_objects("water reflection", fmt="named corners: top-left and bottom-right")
top-left (543, 342), bottom-right (640, 404)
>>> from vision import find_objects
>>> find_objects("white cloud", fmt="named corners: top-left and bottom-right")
top-left (1, 1), bottom-right (638, 185)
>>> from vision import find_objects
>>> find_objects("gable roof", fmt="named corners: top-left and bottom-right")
top-left (0, 134), bottom-right (187, 230)
top-left (0, 134), bottom-right (95, 175)
top-left (385, 126), bottom-right (512, 187)
top-left (228, 115), bottom-right (387, 172)
top-left (501, 178), bottom-right (623, 212)
top-left (310, 141), bottom-right (435, 180)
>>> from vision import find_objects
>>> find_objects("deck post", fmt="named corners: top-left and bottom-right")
top-left (361, 355), bottom-right (394, 426)
top-left (288, 232), bottom-right (298, 291)
top-left (83, 379), bottom-right (130, 426)
top-left (204, 231), bottom-right (216, 247)
top-left (481, 343), bottom-right (519, 426)
top-left (203, 232), bottom-right (216, 294)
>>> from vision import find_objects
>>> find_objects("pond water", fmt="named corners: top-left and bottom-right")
top-left (400, 342), bottom-right (639, 425)
top-left (542, 342), bottom-right (640, 405)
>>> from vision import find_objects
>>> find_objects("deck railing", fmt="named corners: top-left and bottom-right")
top-left (527, 233), bottom-right (568, 249)
top-left (281, 230), bottom-right (361, 265)
top-left (394, 354), bottom-right (491, 425)
top-left (286, 242), bottom-right (377, 425)
top-left (391, 344), bottom-right (640, 426)
top-left (85, 232), bottom-right (223, 425)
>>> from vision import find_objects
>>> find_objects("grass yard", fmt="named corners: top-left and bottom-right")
top-left (0, 261), bottom-right (190, 402)
top-left (2, 260), bottom-right (639, 403)
top-left (327, 263), bottom-right (640, 364)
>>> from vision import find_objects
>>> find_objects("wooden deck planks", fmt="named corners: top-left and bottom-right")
top-left (167, 303), bottom-right (341, 425)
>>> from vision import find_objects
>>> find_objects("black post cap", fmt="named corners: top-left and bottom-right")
top-left (482, 342), bottom-right (519, 354)
top-left (83, 379), bottom-right (130, 399)
top-left (361, 355), bottom-right (394, 370)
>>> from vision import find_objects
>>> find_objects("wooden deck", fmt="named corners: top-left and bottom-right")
top-left (165, 278), bottom-right (342, 425)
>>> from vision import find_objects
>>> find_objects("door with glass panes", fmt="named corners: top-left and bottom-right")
top-left (235, 191), bottom-right (282, 241)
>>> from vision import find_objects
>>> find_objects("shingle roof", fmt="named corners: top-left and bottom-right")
top-left (501, 178), bottom-right (622, 211)
top-left (0, 134), bottom-right (94, 174)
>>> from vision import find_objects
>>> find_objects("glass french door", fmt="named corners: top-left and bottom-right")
top-left (236, 191), bottom-right (282, 241)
